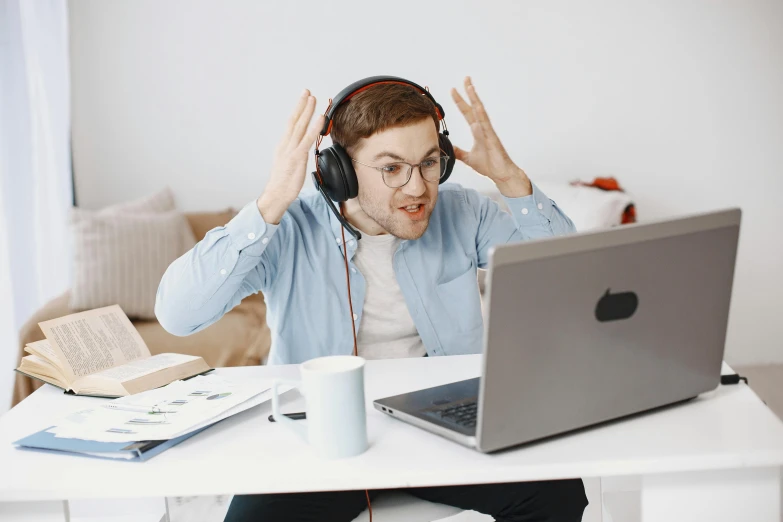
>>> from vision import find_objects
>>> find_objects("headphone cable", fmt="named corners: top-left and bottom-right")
top-left (339, 204), bottom-right (359, 358)
top-left (339, 204), bottom-right (372, 521)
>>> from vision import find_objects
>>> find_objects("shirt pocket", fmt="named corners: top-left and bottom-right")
top-left (435, 264), bottom-right (484, 333)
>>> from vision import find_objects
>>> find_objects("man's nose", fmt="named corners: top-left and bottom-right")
top-left (401, 166), bottom-right (426, 197)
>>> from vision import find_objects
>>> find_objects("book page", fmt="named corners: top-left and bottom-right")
top-left (39, 305), bottom-right (152, 381)
top-left (25, 339), bottom-right (62, 365)
top-left (85, 353), bottom-right (200, 383)
top-left (73, 354), bottom-right (209, 396)
top-left (17, 354), bottom-right (69, 388)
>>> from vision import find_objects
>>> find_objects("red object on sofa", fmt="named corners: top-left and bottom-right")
top-left (570, 177), bottom-right (637, 225)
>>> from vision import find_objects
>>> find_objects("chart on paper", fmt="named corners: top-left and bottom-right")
top-left (49, 374), bottom-right (286, 443)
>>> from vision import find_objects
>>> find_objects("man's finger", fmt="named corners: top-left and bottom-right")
top-left (451, 88), bottom-right (476, 125)
top-left (465, 80), bottom-right (501, 146)
top-left (291, 96), bottom-right (317, 146)
top-left (285, 89), bottom-right (311, 140)
top-left (300, 114), bottom-right (325, 150)
top-left (453, 145), bottom-right (469, 163)
top-left (465, 81), bottom-right (491, 126)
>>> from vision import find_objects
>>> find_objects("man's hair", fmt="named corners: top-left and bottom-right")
top-left (330, 83), bottom-right (440, 155)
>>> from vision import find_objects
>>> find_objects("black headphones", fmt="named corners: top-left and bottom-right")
top-left (312, 76), bottom-right (455, 240)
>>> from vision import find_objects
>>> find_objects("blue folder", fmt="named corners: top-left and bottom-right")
top-left (13, 423), bottom-right (213, 461)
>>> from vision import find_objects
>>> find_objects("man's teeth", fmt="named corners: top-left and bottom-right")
top-left (405, 205), bottom-right (420, 212)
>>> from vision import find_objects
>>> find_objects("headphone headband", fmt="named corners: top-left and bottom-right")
top-left (320, 75), bottom-right (446, 137)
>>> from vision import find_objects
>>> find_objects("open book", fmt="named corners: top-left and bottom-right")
top-left (15, 305), bottom-right (212, 397)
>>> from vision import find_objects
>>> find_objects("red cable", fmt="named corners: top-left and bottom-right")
top-left (339, 204), bottom-right (371, 520)
top-left (365, 489), bottom-right (373, 521)
top-left (339, 204), bottom-right (359, 358)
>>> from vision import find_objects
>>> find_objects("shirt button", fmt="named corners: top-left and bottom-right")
top-left (247, 232), bottom-right (256, 240)
top-left (537, 203), bottom-right (543, 210)
top-left (220, 269), bottom-right (227, 275)
top-left (353, 313), bottom-right (358, 321)
top-left (350, 267), bottom-right (356, 274)
top-left (347, 240), bottom-right (354, 246)
top-left (336, 237), bottom-right (342, 244)
top-left (521, 208), bottom-right (529, 215)
top-left (262, 237), bottom-right (269, 245)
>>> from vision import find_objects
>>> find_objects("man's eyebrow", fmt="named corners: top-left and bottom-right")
top-left (372, 146), bottom-right (440, 162)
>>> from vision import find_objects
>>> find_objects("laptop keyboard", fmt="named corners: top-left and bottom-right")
top-left (433, 400), bottom-right (478, 428)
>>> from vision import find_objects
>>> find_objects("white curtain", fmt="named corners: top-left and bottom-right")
top-left (0, 0), bottom-right (72, 410)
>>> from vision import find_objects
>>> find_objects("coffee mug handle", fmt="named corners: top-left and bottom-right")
top-left (272, 379), bottom-right (307, 442)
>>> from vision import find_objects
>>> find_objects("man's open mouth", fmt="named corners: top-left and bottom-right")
top-left (398, 203), bottom-right (426, 220)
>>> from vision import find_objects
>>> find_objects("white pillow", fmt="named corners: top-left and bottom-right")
top-left (69, 188), bottom-right (196, 319)
top-left (482, 182), bottom-right (635, 232)
top-left (534, 181), bottom-right (634, 231)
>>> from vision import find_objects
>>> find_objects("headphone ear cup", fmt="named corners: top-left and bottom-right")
top-left (316, 145), bottom-right (358, 202)
top-left (438, 133), bottom-right (456, 184)
top-left (332, 144), bottom-right (358, 200)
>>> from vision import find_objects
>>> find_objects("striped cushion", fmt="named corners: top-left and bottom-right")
top-left (109, 186), bottom-right (178, 214)
top-left (69, 189), bottom-right (196, 319)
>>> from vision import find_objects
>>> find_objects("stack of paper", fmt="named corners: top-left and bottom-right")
top-left (14, 374), bottom-right (290, 460)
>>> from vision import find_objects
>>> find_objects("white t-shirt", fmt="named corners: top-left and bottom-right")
top-left (353, 233), bottom-right (427, 360)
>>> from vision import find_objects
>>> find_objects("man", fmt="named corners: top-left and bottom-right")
top-left (156, 77), bottom-right (586, 521)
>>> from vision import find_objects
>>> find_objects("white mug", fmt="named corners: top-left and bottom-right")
top-left (272, 355), bottom-right (368, 459)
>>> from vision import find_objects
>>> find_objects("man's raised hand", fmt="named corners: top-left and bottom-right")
top-left (257, 90), bottom-right (325, 224)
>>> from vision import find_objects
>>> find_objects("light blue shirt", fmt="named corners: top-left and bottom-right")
top-left (155, 183), bottom-right (576, 365)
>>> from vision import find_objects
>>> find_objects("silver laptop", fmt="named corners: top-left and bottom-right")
top-left (374, 208), bottom-right (741, 453)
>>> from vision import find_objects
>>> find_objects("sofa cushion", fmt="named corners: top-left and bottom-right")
top-left (91, 186), bottom-right (197, 246)
top-left (185, 209), bottom-right (238, 242)
top-left (133, 291), bottom-right (269, 368)
top-left (69, 210), bottom-right (196, 320)
top-left (110, 186), bottom-right (176, 213)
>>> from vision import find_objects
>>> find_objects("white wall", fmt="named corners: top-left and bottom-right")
top-left (68, 0), bottom-right (783, 365)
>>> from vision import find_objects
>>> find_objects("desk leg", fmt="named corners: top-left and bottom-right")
top-left (640, 467), bottom-right (781, 522)
top-left (0, 500), bottom-right (69, 521)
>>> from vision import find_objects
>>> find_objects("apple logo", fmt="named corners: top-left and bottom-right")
top-left (595, 288), bottom-right (638, 322)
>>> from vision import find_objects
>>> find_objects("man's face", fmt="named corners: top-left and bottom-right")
top-left (349, 118), bottom-right (441, 240)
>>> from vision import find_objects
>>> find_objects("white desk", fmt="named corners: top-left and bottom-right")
top-left (1, 355), bottom-right (783, 521)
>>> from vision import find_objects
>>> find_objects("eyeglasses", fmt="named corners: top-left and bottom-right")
top-left (352, 155), bottom-right (450, 188)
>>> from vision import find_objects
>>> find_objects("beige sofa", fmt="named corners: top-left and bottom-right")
top-left (12, 210), bottom-right (272, 407)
